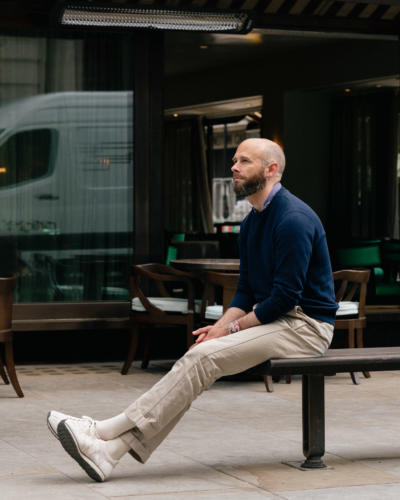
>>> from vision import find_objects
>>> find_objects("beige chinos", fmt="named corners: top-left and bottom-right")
top-left (120, 307), bottom-right (333, 463)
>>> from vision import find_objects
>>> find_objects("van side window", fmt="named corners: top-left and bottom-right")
top-left (0, 129), bottom-right (57, 188)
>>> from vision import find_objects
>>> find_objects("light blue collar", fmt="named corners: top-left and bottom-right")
top-left (252, 183), bottom-right (282, 213)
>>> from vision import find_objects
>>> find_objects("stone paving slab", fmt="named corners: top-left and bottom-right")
top-left (0, 361), bottom-right (399, 499)
top-left (112, 489), bottom-right (279, 499)
top-left (279, 483), bottom-right (400, 500)
top-left (237, 458), bottom-right (400, 492)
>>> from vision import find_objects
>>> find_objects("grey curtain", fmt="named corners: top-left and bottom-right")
top-left (164, 116), bottom-right (213, 234)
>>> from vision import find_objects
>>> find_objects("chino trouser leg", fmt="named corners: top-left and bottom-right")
top-left (120, 308), bottom-right (333, 463)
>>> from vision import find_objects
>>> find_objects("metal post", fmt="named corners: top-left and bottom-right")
top-left (301, 373), bottom-right (326, 469)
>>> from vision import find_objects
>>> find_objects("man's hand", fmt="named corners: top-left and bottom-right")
top-left (191, 323), bottom-right (229, 348)
top-left (190, 307), bottom-right (257, 349)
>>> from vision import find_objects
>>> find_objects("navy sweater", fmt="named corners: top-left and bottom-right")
top-left (230, 187), bottom-right (338, 325)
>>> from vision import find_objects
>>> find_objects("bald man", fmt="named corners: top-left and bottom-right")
top-left (47, 138), bottom-right (338, 482)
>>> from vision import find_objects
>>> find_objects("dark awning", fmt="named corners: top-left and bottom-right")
top-left (2, 0), bottom-right (400, 36)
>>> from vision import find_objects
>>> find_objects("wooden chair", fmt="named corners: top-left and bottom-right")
top-left (121, 263), bottom-right (199, 375)
top-left (333, 268), bottom-right (371, 385)
top-left (201, 271), bottom-right (239, 321)
top-left (0, 274), bottom-right (24, 397)
top-left (271, 269), bottom-right (371, 390)
top-left (201, 271), bottom-right (276, 391)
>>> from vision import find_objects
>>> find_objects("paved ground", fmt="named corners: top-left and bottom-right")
top-left (1, 360), bottom-right (400, 499)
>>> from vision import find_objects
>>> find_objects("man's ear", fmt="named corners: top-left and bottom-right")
top-left (267, 162), bottom-right (279, 178)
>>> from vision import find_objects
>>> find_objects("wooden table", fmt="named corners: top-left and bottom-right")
top-left (170, 258), bottom-right (240, 273)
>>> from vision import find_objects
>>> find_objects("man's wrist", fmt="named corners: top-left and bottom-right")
top-left (228, 319), bottom-right (241, 335)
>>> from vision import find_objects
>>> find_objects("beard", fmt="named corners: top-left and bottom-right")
top-left (233, 170), bottom-right (266, 197)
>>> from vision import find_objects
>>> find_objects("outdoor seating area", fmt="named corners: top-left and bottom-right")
top-left (115, 259), bottom-right (395, 393)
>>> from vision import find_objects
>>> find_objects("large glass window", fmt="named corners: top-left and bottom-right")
top-left (0, 35), bottom-right (134, 302)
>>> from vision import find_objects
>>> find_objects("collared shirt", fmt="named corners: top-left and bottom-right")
top-left (251, 182), bottom-right (282, 213)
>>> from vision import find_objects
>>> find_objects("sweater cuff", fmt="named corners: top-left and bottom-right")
top-left (229, 293), bottom-right (254, 314)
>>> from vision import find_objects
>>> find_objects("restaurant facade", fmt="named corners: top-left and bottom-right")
top-left (0, 0), bottom-right (399, 341)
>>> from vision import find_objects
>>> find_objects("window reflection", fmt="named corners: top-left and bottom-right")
top-left (0, 35), bottom-right (134, 302)
top-left (0, 129), bottom-right (56, 187)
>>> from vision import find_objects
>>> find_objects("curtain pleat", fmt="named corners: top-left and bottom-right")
top-left (164, 117), bottom-right (213, 234)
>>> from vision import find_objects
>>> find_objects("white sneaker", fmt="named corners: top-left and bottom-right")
top-left (47, 411), bottom-right (98, 440)
top-left (58, 418), bottom-right (117, 482)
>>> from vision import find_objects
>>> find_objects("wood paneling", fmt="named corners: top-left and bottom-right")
top-left (12, 302), bottom-right (130, 331)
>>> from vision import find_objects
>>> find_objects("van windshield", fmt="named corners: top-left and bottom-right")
top-left (0, 129), bottom-right (57, 188)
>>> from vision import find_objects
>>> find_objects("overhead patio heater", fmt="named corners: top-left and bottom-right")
top-left (57, 3), bottom-right (253, 33)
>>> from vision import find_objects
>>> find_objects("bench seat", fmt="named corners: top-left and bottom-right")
top-left (256, 347), bottom-right (400, 376)
top-left (251, 347), bottom-right (400, 470)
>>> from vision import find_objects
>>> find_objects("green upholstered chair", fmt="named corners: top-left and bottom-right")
top-left (381, 240), bottom-right (400, 283)
top-left (335, 245), bottom-right (382, 273)
top-left (376, 240), bottom-right (400, 304)
top-left (335, 241), bottom-right (400, 304)
top-left (165, 233), bottom-right (185, 266)
top-left (334, 245), bottom-right (383, 303)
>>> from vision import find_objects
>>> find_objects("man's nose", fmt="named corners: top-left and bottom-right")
top-left (231, 163), bottom-right (239, 172)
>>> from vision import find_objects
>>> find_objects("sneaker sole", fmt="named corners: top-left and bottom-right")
top-left (47, 411), bottom-right (60, 440)
top-left (57, 420), bottom-right (104, 482)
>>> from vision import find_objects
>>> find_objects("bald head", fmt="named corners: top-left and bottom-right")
top-left (239, 138), bottom-right (286, 178)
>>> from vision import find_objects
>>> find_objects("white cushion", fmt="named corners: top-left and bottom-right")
top-left (132, 296), bottom-right (201, 314)
top-left (336, 301), bottom-right (359, 317)
top-left (204, 301), bottom-right (359, 321)
top-left (205, 304), bottom-right (223, 320)
top-left (205, 301), bottom-right (359, 320)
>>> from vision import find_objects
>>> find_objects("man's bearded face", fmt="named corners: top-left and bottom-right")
top-left (233, 167), bottom-right (266, 197)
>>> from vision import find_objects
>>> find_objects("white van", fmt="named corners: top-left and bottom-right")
top-left (0, 91), bottom-right (133, 300)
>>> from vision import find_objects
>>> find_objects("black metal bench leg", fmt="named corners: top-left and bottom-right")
top-left (301, 374), bottom-right (326, 469)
